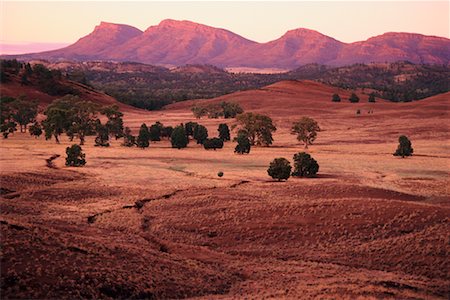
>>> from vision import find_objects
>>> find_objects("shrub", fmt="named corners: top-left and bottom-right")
top-left (184, 121), bottom-right (198, 138)
top-left (218, 123), bottom-right (230, 141)
top-left (349, 93), bottom-right (360, 103)
top-left (292, 152), bottom-right (319, 177)
top-left (291, 117), bottom-right (320, 149)
top-left (193, 124), bottom-right (208, 144)
top-left (122, 127), bottom-right (136, 147)
top-left (267, 158), bottom-right (291, 181)
top-left (234, 130), bottom-right (251, 154)
top-left (332, 93), bottom-right (341, 102)
top-left (29, 121), bottom-right (42, 138)
top-left (149, 122), bottom-right (162, 141)
top-left (65, 144), bottom-right (86, 167)
top-left (203, 137), bottom-right (224, 150)
top-left (356, 109), bottom-right (361, 115)
top-left (94, 123), bottom-right (110, 147)
top-left (393, 135), bottom-right (413, 158)
top-left (136, 123), bottom-right (150, 148)
top-left (171, 125), bottom-right (188, 149)
top-left (368, 93), bottom-right (376, 103)
top-left (217, 171), bottom-right (224, 177)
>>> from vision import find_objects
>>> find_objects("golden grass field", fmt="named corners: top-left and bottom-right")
top-left (1, 81), bottom-right (449, 299)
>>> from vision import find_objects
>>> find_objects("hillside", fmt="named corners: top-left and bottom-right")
top-left (6, 20), bottom-right (450, 68)
top-left (0, 60), bottom-right (135, 111)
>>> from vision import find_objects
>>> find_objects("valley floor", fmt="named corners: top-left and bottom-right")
top-left (1, 129), bottom-right (449, 299)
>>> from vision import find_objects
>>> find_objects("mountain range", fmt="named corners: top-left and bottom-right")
top-left (6, 19), bottom-right (450, 69)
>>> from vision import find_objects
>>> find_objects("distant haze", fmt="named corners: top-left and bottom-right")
top-left (1, 1), bottom-right (448, 55)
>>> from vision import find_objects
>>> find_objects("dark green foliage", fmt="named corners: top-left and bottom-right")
top-left (267, 158), bottom-right (292, 181)
top-left (368, 93), bottom-right (376, 103)
top-left (0, 96), bottom-right (17, 138)
top-left (193, 124), bottom-right (208, 144)
top-left (292, 152), bottom-right (319, 177)
top-left (102, 105), bottom-right (124, 139)
top-left (94, 122), bottom-right (110, 147)
top-left (349, 93), bottom-right (360, 103)
top-left (8, 97), bottom-right (38, 133)
top-left (29, 121), bottom-right (42, 138)
top-left (236, 112), bottom-right (276, 146)
top-left (32, 64), bottom-right (78, 96)
top-left (203, 138), bottom-right (224, 150)
top-left (149, 122), bottom-right (163, 141)
top-left (234, 130), bottom-right (251, 154)
top-left (393, 135), bottom-right (413, 158)
top-left (291, 117), bottom-right (320, 149)
top-left (217, 171), bottom-right (224, 177)
top-left (136, 123), bottom-right (150, 148)
top-left (332, 93), bottom-right (341, 102)
top-left (218, 123), bottom-right (230, 141)
top-left (122, 127), bottom-right (136, 147)
top-left (42, 95), bottom-right (76, 143)
top-left (221, 101), bottom-right (243, 118)
top-left (161, 125), bottom-right (173, 139)
top-left (171, 125), bottom-right (189, 149)
top-left (184, 122), bottom-right (198, 137)
top-left (65, 144), bottom-right (86, 167)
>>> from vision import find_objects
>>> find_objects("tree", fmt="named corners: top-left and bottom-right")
top-left (102, 105), bottom-right (124, 139)
top-left (191, 105), bottom-right (208, 119)
top-left (161, 125), bottom-right (173, 139)
top-left (236, 112), bottom-right (276, 146)
top-left (267, 158), bottom-right (291, 181)
top-left (10, 97), bottom-right (38, 133)
top-left (218, 123), bottom-right (230, 141)
top-left (0, 96), bottom-right (17, 138)
top-left (393, 135), bottom-right (413, 158)
top-left (184, 121), bottom-right (198, 138)
top-left (69, 99), bottom-right (99, 145)
top-left (349, 93), bottom-right (360, 103)
top-left (149, 122), bottom-right (163, 141)
top-left (368, 93), bottom-right (376, 103)
top-left (136, 123), bottom-right (150, 149)
top-left (332, 93), bottom-right (341, 102)
top-left (122, 127), bottom-right (136, 147)
top-left (292, 152), bottom-right (319, 177)
top-left (193, 124), bottom-right (208, 144)
top-left (221, 101), bottom-right (243, 118)
top-left (42, 96), bottom-right (75, 143)
top-left (234, 130), bottom-right (251, 154)
top-left (203, 138), bottom-right (224, 150)
top-left (29, 121), bottom-right (42, 138)
top-left (94, 122), bottom-right (110, 147)
top-left (291, 117), bottom-right (321, 149)
top-left (171, 125), bottom-right (189, 149)
top-left (65, 144), bottom-right (86, 167)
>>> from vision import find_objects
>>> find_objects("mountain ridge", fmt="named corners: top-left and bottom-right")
top-left (4, 19), bottom-right (450, 68)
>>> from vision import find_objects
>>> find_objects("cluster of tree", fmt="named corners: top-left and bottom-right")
top-left (236, 112), bottom-right (277, 146)
top-left (191, 101), bottom-right (243, 119)
top-left (0, 96), bottom-right (38, 138)
top-left (332, 92), bottom-right (376, 103)
top-left (267, 152), bottom-right (319, 181)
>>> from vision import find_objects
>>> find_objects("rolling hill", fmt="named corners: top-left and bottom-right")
top-left (6, 19), bottom-right (450, 68)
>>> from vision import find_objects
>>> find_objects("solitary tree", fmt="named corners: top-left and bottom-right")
top-left (193, 124), bottom-right (208, 144)
top-left (65, 144), bottom-right (86, 167)
top-left (349, 93), bottom-right (360, 103)
top-left (136, 123), bottom-right (150, 149)
top-left (332, 93), bottom-right (341, 102)
top-left (234, 130), bottom-right (251, 154)
top-left (221, 101), bottom-right (243, 118)
top-left (69, 100), bottom-right (99, 145)
top-left (393, 135), bottom-right (413, 158)
top-left (292, 152), bottom-right (319, 177)
top-left (29, 121), bottom-right (42, 138)
top-left (267, 158), bottom-right (291, 181)
top-left (122, 127), bottom-right (136, 147)
top-left (218, 123), bottom-right (230, 141)
top-left (191, 105), bottom-right (208, 119)
top-left (171, 125), bottom-right (189, 149)
top-left (291, 117), bottom-right (320, 148)
top-left (203, 138), bottom-right (224, 150)
top-left (236, 112), bottom-right (276, 146)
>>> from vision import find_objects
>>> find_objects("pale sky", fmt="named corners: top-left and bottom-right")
top-left (0, 1), bottom-right (449, 54)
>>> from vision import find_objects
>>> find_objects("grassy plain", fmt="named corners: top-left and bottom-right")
top-left (1, 81), bottom-right (449, 299)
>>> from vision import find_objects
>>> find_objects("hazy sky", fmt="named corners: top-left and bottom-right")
top-left (1, 1), bottom-right (448, 53)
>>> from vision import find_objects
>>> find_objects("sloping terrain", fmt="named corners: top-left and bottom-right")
top-left (6, 20), bottom-right (450, 68)
top-left (1, 82), bottom-right (449, 298)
